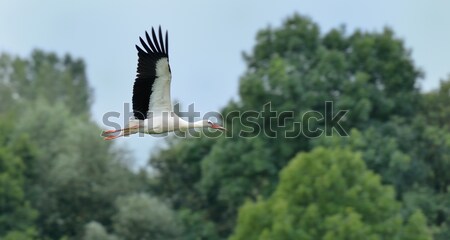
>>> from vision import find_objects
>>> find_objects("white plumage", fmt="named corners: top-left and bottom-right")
top-left (149, 58), bottom-right (172, 114)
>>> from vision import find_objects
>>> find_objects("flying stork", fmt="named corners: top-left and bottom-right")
top-left (102, 26), bottom-right (226, 140)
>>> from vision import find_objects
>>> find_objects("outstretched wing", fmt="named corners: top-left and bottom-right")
top-left (133, 26), bottom-right (171, 120)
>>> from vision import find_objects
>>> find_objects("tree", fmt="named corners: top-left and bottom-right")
top-left (422, 76), bottom-right (450, 129)
top-left (83, 222), bottom-right (118, 240)
top-left (1, 229), bottom-right (39, 240)
top-left (230, 147), bottom-right (431, 240)
top-left (0, 115), bottom-right (37, 238)
top-left (112, 193), bottom-right (181, 240)
top-left (150, 136), bottom-right (217, 210)
top-left (315, 120), bottom-right (450, 239)
top-left (149, 13), bottom-right (424, 238)
top-left (1, 49), bottom-right (145, 239)
top-left (0, 50), bottom-right (92, 115)
top-left (11, 101), bottom-right (140, 239)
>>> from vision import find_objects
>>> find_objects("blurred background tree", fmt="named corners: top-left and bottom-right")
top-left (112, 193), bottom-right (181, 240)
top-left (0, 50), bottom-right (157, 239)
top-left (230, 147), bottom-right (431, 240)
top-left (148, 13), bottom-right (448, 240)
top-left (0, 116), bottom-right (38, 239)
top-left (82, 221), bottom-right (118, 240)
top-left (0, 50), bottom-right (92, 115)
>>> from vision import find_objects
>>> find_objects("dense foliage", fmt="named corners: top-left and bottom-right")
top-left (230, 147), bottom-right (431, 240)
top-left (149, 14), bottom-right (448, 239)
top-left (0, 51), bottom-right (177, 239)
top-left (0, 13), bottom-right (448, 240)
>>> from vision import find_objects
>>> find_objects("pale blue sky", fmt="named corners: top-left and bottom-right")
top-left (1, 0), bottom-right (449, 167)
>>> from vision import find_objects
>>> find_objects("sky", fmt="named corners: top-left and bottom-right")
top-left (1, 0), bottom-right (449, 168)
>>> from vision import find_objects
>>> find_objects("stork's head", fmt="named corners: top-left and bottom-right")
top-left (206, 119), bottom-right (226, 131)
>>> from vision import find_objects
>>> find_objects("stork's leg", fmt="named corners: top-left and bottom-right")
top-left (101, 129), bottom-right (121, 137)
top-left (103, 125), bottom-right (139, 140)
top-left (103, 130), bottom-right (123, 140)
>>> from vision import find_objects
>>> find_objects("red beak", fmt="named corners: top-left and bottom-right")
top-left (211, 123), bottom-right (227, 131)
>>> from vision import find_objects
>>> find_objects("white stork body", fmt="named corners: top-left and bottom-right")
top-left (102, 27), bottom-right (225, 140)
top-left (126, 115), bottom-right (206, 135)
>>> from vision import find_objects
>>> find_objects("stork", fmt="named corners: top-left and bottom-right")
top-left (102, 26), bottom-right (226, 140)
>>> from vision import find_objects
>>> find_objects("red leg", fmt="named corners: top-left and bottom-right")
top-left (101, 128), bottom-right (123, 137)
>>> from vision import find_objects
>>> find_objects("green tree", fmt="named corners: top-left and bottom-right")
top-left (149, 13), bottom-right (424, 238)
top-left (315, 120), bottom-right (450, 239)
top-left (230, 147), bottom-right (432, 240)
top-left (0, 50), bottom-right (92, 115)
top-left (149, 136), bottom-right (221, 240)
top-left (113, 193), bottom-right (181, 240)
top-left (1, 49), bottom-right (146, 239)
top-left (0, 115), bottom-right (37, 238)
top-left (12, 101), bottom-right (140, 239)
top-left (1, 229), bottom-right (39, 240)
top-left (422, 76), bottom-right (450, 129)
top-left (82, 222), bottom-right (118, 240)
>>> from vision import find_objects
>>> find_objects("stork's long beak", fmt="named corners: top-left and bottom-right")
top-left (211, 123), bottom-right (227, 131)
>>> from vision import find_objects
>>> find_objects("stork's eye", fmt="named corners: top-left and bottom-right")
top-left (207, 120), bottom-right (213, 125)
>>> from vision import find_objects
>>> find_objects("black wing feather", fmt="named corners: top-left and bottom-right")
top-left (139, 37), bottom-right (152, 53)
top-left (165, 30), bottom-right (169, 55)
top-left (151, 28), bottom-right (162, 52)
top-left (145, 31), bottom-right (158, 53)
top-left (132, 27), bottom-right (169, 120)
top-left (158, 26), bottom-right (165, 53)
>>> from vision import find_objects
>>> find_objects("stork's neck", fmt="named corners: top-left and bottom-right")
top-left (191, 120), bottom-right (208, 129)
